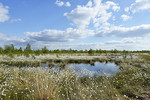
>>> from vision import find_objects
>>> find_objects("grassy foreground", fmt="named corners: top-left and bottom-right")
top-left (0, 55), bottom-right (150, 100)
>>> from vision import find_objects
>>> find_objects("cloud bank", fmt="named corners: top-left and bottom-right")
top-left (96, 24), bottom-right (150, 37)
top-left (25, 28), bottom-right (94, 42)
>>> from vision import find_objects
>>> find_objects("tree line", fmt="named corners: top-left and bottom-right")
top-left (0, 44), bottom-right (149, 56)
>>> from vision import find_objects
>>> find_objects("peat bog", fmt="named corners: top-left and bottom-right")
top-left (0, 53), bottom-right (150, 100)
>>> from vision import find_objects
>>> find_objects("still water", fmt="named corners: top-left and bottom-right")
top-left (42, 62), bottom-right (119, 78)
top-left (66, 62), bottom-right (119, 77)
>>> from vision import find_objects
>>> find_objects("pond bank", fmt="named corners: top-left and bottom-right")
top-left (0, 54), bottom-right (138, 67)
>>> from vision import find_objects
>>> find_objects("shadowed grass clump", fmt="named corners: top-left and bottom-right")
top-left (0, 67), bottom-right (59, 100)
top-left (0, 66), bottom-right (123, 100)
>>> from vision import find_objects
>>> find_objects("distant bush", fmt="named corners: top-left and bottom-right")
top-left (8, 53), bottom-right (14, 58)
top-left (88, 49), bottom-right (94, 56)
top-left (24, 52), bottom-right (30, 57)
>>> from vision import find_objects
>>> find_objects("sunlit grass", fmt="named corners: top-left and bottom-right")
top-left (0, 54), bottom-right (150, 100)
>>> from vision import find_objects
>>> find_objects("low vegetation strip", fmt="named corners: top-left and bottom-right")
top-left (0, 53), bottom-right (138, 67)
top-left (0, 44), bottom-right (149, 57)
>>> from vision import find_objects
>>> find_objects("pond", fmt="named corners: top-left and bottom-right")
top-left (66, 62), bottom-right (119, 77)
top-left (42, 61), bottom-right (119, 78)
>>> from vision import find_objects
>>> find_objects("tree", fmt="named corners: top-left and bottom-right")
top-left (18, 47), bottom-right (23, 54)
top-left (10, 44), bottom-right (15, 53)
top-left (88, 49), bottom-right (94, 56)
top-left (25, 43), bottom-right (32, 53)
top-left (114, 49), bottom-right (118, 53)
top-left (42, 46), bottom-right (49, 54)
top-left (4, 45), bottom-right (12, 54)
top-left (24, 43), bottom-right (32, 57)
top-left (54, 49), bottom-right (60, 53)
top-left (35, 49), bottom-right (42, 55)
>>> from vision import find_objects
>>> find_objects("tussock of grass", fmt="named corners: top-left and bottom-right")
top-left (112, 65), bottom-right (150, 98)
top-left (0, 66), bottom-right (122, 100)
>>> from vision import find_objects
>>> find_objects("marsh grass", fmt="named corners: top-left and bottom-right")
top-left (0, 54), bottom-right (150, 100)
top-left (0, 66), bottom-right (123, 100)
top-left (0, 67), bottom-right (72, 100)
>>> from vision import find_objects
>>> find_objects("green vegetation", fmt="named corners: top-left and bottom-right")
top-left (0, 44), bottom-right (149, 56)
top-left (88, 49), bottom-right (94, 56)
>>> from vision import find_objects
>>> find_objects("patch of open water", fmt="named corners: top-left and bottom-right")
top-left (42, 62), bottom-right (119, 78)
top-left (66, 62), bottom-right (119, 77)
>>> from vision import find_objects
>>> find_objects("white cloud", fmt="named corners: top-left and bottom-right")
top-left (25, 28), bottom-right (94, 42)
top-left (10, 18), bottom-right (22, 23)
top-left (40, 37), bottom-right (150, 50)
top-left (0, 33), bottom-right (26, 45)
top-left (64, 5), bottom-right (94, 29)
top-left (1, 32), bottom-right (150, 50)
top-left (105, 38), bottom-right (136, 45)
top-left (125, 0), bottom-right (150, 13)
top-left (64, 0), bottom-right (120, 29)
top-left (96, 24), bottom-right (150, 37)
top-left (86, 0), bottom-right (92, 7)
top-left (33, 37), bottom-right (150, 50)
top-left (0, 3), bottom-right (9, 22)
top-left (55, 0), bottom-right (64, 7)
top-left (0, 28), bottom-right (94, 49)
top-left (124, 7), bottom-right (129, 12)
top-left (65, 2), bottom-right (71, 7)
top-left (0, 28), bottom-right (94, 48)
top-left (121, 14), bottom-right (131, 21)
top-left (104, 37), bottom-right (150, 50)
top-left (105, 1), bottom-right (120, 12)
top-left (55, 0), bottom-right (71, 7)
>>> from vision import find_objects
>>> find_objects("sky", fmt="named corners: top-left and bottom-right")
top-left (0, 0), bottom-right (150, 50)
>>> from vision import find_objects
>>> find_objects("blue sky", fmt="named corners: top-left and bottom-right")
top-left (0, 0), bottom-right (150, 50)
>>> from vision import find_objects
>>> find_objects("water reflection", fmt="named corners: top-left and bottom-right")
top-left (41, 62), bottom-right (119, 78)
top-left (66, 62), bottom-right (119, 78)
